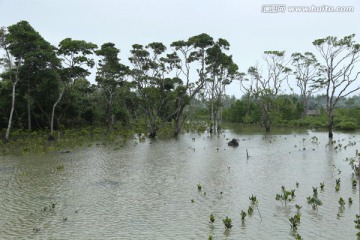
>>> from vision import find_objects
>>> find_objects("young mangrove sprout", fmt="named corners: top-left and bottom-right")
top-left (307, 193), bottom-right (323, 210)
top-left (275, 186), bottom-right (295, 205)
top-left (289, 213), bottom-right (301, 230)
top-left (208, 235), bottom-right (213, 240)
top-left (241, 210), bottom-right (247, 221)
top-left (247, 206), bottom-right (254, 216)
top-left (296, 182), bottom-right (299, 188)
top-left (210, 214), bottom-right (215, 224)
top-left (353, 179), bottom-right (357, 187)
top-left (249, 195), bottom-right (258, 205)
top-left (349, 197), bottom-right (353, 205)
top-left (320, 182), bottom-right (325, 190)
top-left (312, 187), bottom-right (318, 197)
top-left (338, 197), bottom-right (345, 207)
top-left (295, 233), bottom-right (303, 240)
top-left (295, 204), bottom-right (302, 213)
top-left (197, 184), bottom-right (202, 191)
top-left (223, 216), bottom-right (233, 229)
top-left (354, 214), bottom-right (360, 238)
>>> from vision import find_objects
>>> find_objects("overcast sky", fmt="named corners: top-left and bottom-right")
top-left (1, 0), bottom-right (359, 97)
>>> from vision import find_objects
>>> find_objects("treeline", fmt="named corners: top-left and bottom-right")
top-left (1, 21), bottom-right (360, 142)
top-left (221, 94), bottom-right (360, 130)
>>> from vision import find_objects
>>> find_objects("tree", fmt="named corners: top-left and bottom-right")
top-left (0, 27), bottom-right (20, 143)
top-left (170, 33), bottom-right (214, 135)
top-left (313, 34), bottom-right (360, 138)
top-left (247, 51), bottom-right (291, 132)
top-left (205, 38), bottom-right (239, 132)
top-left (291, 52), bottom-right (324, 116)
top-left (95, 42), bottom-right (129, 129)
top-left (129, 42), bottom-right (184, 138)
top-left (4, 21), bottom-right (61, 136)
top-left (55, 38), bottom-right (97, 138)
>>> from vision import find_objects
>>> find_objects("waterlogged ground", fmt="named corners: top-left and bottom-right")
top-left (0, 128), bottom-right (359, 239)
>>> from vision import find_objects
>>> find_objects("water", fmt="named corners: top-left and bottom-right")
top-left (0, 129), bottom-right (359, 239)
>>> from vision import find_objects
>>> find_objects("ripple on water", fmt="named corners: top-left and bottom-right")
top-left (0, 130), bottom-right (359, 239)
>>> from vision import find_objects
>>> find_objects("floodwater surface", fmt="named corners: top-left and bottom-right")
top-left (0, 129), bottom-right (359, 239)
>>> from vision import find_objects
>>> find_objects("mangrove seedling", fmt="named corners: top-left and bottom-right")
top-left (296, 182), bottom-right (299, 188)
top-left (295, 233), bottom-right (303, 240)
top-left (320, 182), bottom-right (325, 190)
top-left (336, 178), bottom-right (341, 186)
top-left (197, 184), bottom-right (202, 191)
top-left (295, 204), bottom-right (302, 213)
top-left (210, 214), bottom-right (215, 224)
top-left (349, 197), bottom-right (353, 205)
top-left (335, 184), bottom-right (340, 192)
top-left (56, 164), bottom-right (64, 171)
top-left (223, 216), bottom-right (233, 229)
top-left (248, 206), bottom-right (254, 216)
top-left (208, 235), bottom-right (213, 240)
top-left (289, 213), bottom-right (301, 230)
top-left (339, 197), bottom-right (345, 207)
top-left (275, 186), bottom-right (295, 205)
top-left (241, 210), bottom-right (247, 221)
top-left (312, 187), bottom-right (318, 197)
top-left (191, 199), bottom-right (195, 203)
top-left (355, 215), bottom-right (360, 238)
top-left (307, 195), bottom-right (323, 210)
top-left (291, 189), bottom-right (296, 198)
top-left (353, 179), bottom-right (357, 187)
top-left (249, 195), bottom-right (258, 205)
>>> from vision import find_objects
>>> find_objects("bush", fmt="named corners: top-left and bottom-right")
top-left (336, 121), bottom-right (357, 130)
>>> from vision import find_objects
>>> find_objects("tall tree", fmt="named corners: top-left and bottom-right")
top-left (247, 51), bottom-right (291, 132)
top-left (5, 21), bottom-right (60, 134)
top-left (129, 42), bottom-right (184, 137)
top-left (55, 38), bottom-right (97, 137)
top-left (95, 42), bottom-right (129, 128)
top-left (205, 38), bottom-right (239, 132)
top-left (313, 34), bottom-right (360, 138)
top-left (0, 27), bottom-right (20, 142)
top-left (170, 33), bottom-right (214, 136)
top-left (291, 52), bottom-right (324, 116)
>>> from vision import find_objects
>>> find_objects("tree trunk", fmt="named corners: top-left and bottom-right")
top-left (4, 82), bottom-right (16, 143)
top-left (49, 87), bottom-right (64, 141)
top-left (27, 85), bottom-right (32, 131)
top-left (328, 110), bottom-right (334, 139)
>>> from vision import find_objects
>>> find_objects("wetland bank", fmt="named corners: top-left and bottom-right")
top-left (0, 128), bottom-right (359, 239)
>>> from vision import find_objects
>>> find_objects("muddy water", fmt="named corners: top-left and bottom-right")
top-left (0, 129), bottom-right (359, 239)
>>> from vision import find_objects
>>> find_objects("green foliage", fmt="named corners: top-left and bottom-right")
top-left (56, 164), bottom-right (64, 171)
top-left (241, 210), bottom-right (247, 220)
top-left (289, 213), bottom-right (301, 230)
top-left (223, 216), bottom-right (232, 229)
top-left (307, 189), bottom-right (323, 210)
top-left (355, 214), bottom-right (360, 238)
top-left (275, 186), bottom-right (295, 205)
top-left (210, 214), bottom-right (215, 224)
top-left (247, 206), bottom-right (254, 216)
top-left (249, 195), bottom-right (258, 205)
top-left (338, 197), bottom-right (345, 207)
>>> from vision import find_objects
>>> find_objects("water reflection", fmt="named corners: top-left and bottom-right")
top-left (0, 129), bottom-right (359, 239)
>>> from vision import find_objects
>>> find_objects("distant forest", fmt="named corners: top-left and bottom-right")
top-left (1, 21), bottom-right (360, 142)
